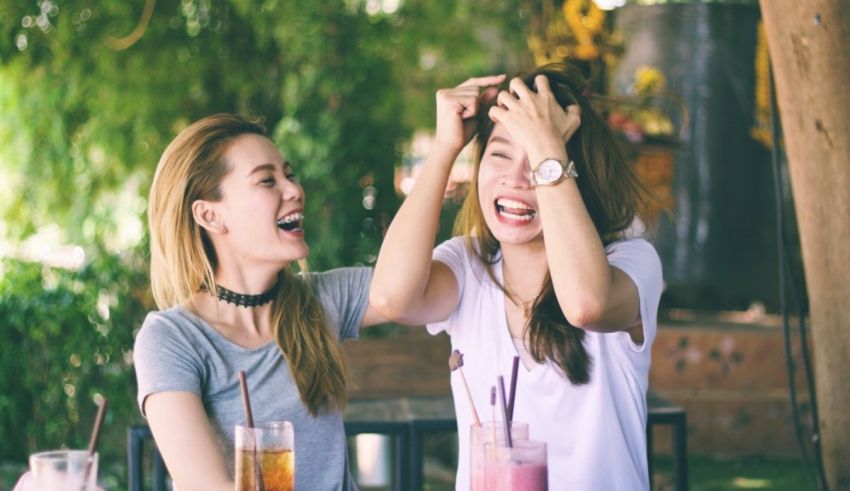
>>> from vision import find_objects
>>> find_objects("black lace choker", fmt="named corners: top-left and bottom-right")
top-left (214, 283), bottom-right (278, 308)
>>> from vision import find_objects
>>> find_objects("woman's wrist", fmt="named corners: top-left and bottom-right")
top-left (528, 147), bottom-right (568, 170)
top-left (527, 131), bottom-right (568, 168)
top-left (431, 138), bottom-right (465, 157)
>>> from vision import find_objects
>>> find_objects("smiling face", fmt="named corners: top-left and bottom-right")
top-left (209, 133), bottom-right (308, 268)
top-left (476, 123), bottom-right (544, 246)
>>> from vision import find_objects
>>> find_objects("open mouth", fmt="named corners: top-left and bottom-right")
top-left (276, 211), bottom-right (304, 232)
top-left (495, 198), bottom-right (537, 222)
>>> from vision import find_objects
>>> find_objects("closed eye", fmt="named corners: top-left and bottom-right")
top-left (490, 151), bottom-right (510, 159)
top-left (285, 172), bottom-right (298, 182)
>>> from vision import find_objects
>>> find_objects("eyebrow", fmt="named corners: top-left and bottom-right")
top-left (487, 136), bottom-right (512, 147)
top-left (247, 161), bottom-right (289, 177)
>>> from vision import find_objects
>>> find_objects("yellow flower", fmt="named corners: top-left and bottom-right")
top-left (634, 66), bottom-right (667, 95)
top-left (574, 43), bottom-right (600, 61)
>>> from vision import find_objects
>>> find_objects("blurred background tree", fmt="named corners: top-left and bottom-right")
top-left (0, 0), bottom-right (530, 265)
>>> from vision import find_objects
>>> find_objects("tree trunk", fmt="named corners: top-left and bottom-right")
top-left (758, 1), bottom-right (850, 489)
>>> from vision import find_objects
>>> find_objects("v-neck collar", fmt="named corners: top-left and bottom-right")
top-left (495, 258), bottom-right (544, 374)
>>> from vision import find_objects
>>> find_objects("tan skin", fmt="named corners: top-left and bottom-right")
top-left (144, 134), bottom-right (386, 491)
top-left (371, 74), bottom-right (643, 358)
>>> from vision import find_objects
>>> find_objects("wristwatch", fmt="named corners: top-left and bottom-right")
top-left (532, 159), bottom-right (578, 186)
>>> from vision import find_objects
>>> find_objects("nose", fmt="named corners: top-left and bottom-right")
top-left (282, 179), bottom-right (304, 203)
top-left (499, 157), bottom-right (533, 189)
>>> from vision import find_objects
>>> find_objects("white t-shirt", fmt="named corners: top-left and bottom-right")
top-left (427, 237), bottom-right (663, 491)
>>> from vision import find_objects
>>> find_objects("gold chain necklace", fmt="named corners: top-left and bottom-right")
top-left (504, 278), bottom-right (536, 319)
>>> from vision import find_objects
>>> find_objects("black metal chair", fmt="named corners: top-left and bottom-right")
top-left (647, 392), bottom-right (689, 491)
top-left (127, 425), bottom-right (168, 491)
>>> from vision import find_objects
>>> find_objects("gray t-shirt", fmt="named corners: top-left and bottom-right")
top-left (133, 267), bottom-right (372, 491)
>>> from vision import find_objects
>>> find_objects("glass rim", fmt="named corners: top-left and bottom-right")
top-left (473, 420), bottom-right (529, 427)
top-left (30, 450), bottom-right (96, 461)
top-left (235, 420), bottom-right (293, 431)
top-left (483, 438), bottom-right (547, 450)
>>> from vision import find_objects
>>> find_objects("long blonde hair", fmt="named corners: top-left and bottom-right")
top-left (455, 64), bottom-right (651, 384)
top-left (148, 113), bottom-right (348, 414)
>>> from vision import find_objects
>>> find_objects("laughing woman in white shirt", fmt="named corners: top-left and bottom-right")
top-left (370, 63), bottom-right (663, 490)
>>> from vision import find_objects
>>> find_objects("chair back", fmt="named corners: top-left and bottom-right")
top-left (128, 425), bottom-right (169, 491)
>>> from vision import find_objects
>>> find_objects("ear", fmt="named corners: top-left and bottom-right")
top-left (192, 200), bottom-right (228, 234)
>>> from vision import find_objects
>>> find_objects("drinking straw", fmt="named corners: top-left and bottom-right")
top-left (490, 386), bottom-right (497, 450)
top-left (79, 398), bottom-right (107, 491)
top-left (239, 371), bottom-right (256, 427)
top-left (238, 371), bottom-right (265, 491)
top-left (449, 350), bottom-right (481, 426)
top-left (497, 376), bottom-right (512, 448)
top-left (506, 355), bottom-right (520, 425)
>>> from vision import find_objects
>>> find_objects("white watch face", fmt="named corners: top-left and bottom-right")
top-left (535, 159), bottom-right (563, 184)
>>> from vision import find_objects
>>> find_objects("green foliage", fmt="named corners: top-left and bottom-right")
top-left (0, 248), bottom-right (150, 467)
top-left (0, 0), bottom-right (531, 266)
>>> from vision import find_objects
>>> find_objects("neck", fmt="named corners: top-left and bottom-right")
top-left (187, 267), bottom-right (285, 338)
top-left (501, 240), bottom-right (548, 294)
top-left (213, 263), bottom-right (282, 296)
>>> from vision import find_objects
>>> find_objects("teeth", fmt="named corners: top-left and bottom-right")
top-left (499, 210), bottom-right (535, 221)
top-left (277, 212), bottom-right (303, 225)
top-left (496, 198), bottom-right (534, 211)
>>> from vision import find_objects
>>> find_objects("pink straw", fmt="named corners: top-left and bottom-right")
top-left (497, 376), bottom-right (512, 447)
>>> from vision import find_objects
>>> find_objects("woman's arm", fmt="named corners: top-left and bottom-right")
top-left (490, 76), bottom-right (640, 332)
top-left (370, 76), bottom-right (504, 325)
top-left (144, 392), bottom-right (233, 491)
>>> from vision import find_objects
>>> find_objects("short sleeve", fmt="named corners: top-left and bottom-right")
top-left (605, 238), bottom-right (663, 353)
top-left (309, 267), bottom-right (372, 341)
top-left (427, 237), bottom-right (469, 335)
top-left (133, 312), bottom-right (205, 417)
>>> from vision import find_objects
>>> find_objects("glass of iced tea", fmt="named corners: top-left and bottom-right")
top-left (235, 421), bottom-right (294, 491)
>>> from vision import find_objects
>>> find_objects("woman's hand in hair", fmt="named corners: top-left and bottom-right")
top-left (488, 74), bottom-right (581, 165)
top-left (434, 75), bottom-right (505, 154)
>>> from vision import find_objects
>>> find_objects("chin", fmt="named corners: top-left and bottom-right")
top-left (279, 244), bottom-right (309, 264)
top-left (492, 232), bottom-right (542, 247)
top-left (483, 217), bottom-right (542, 246)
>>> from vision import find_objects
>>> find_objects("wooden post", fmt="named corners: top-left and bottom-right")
top-left (758, 1), bottom-right (850, 488)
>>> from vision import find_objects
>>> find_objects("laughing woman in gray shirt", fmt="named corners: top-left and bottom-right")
top-left (134, 114), bottom-right (386, 491)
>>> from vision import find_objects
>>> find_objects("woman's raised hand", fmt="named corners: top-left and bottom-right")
top-left (434, 75), bottom-right (506, 153)
top-left (488, 75), bottom-right (582, 163)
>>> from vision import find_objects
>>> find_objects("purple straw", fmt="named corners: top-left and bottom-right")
top-left (506, 356), bottom-right (519, 424)
top-left (497, 376), bottom-right (512, 447)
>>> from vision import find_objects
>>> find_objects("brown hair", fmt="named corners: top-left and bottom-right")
top-left (148, 113), bottom-right (348, 414)
top-left (454, 63), bottom-right (650, 384)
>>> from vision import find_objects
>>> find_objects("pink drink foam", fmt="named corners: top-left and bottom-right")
top-left (486, 462), bottom-right (548, 491)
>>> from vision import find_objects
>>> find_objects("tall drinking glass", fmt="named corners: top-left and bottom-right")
top-left (29, 450), bottom-right (98, 491)
top-left (469, 421), bottom-right (529, 491)
top-left (235, 421), bottom-right (295, 491)
top-left (483, 439), bottom-right (548, 491)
